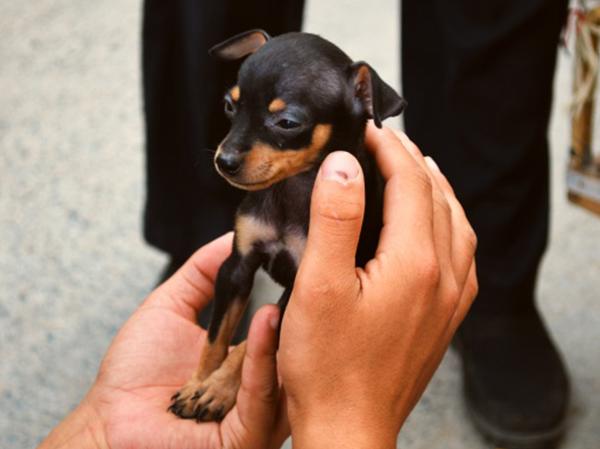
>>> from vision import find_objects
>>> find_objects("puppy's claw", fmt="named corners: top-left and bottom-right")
top-left (212, 406), bottom-right (225, 422)
top-left (195, 407), bottom-right (209, 422)
top-left (191, 389), bottom-right (204, 401)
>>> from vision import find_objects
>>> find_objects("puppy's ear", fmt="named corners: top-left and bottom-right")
top-left (209, 29), bottom-right (271, 61)
top-left (349, 62), bottom-right (407, 128)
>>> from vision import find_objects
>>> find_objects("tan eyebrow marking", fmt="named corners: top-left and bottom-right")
top-left (268, 98), bottom-right (286, 113)
top-left (230, 86), bottom-right (240, 102)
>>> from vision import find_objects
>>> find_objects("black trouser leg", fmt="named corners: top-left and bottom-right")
top-left (402, 0), bottom-right (567, 316)
top-left (402, 2), bottom-right (570, 445)
top-left (142, 0), bottom-right (305, 336)
top-left (142, 0), bottom-right (305, 259)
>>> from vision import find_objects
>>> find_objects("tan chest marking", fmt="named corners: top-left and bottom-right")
top-left (235, 214), bottom-right (278, 256)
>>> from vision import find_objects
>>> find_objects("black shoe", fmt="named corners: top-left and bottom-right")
top-left (455, 306), bottom-right (569, 449)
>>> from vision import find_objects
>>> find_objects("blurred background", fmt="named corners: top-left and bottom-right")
top-left (0, 0), bottom-right (598, 447)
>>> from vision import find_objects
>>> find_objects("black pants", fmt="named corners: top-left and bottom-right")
top-left (143, 0), bottom-right (568, 315)
top-left (142, 0), bottom-right (305, 259)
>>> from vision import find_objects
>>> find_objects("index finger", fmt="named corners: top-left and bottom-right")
top-left (364, 123), bottom-right (435, 260)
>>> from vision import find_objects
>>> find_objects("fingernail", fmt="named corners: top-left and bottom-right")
top-left (269, 311), bottom-right (280, 330)
top-left (321, 151), bottom-right (360, 183)
top-left (425, 156), bottom-right (440, 172)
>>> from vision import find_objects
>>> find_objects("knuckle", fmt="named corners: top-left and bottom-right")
top-left (434, 193), bottom-right (451, 216)
top-left (467, 275), bottom-right (479, 302)
top-left (239, 374), bottom-right (278, 404)
top-left (411, 167), bottom-right (433, 195)
top-left (414, 252), bottom-right (441, 286)
top-left (316, 194), bottom-right (364, 224)
top-left (455, 207), bottom-right (477, 251)
top-left (442, 283), bottom-right (460, 312)
top-left (465, 227), bottom-right (478, 253)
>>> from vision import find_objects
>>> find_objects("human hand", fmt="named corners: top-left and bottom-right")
top-left (38, 233), bottom-right (288, 449)
top-left (278, 123), bottom-right (478, 449)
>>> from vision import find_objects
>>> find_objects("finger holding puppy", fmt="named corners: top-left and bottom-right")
top-left (389, 127), bottom-right (477, 315)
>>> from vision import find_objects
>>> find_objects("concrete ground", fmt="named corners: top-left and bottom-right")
top-left (0, 0), bottom-right (598, 448)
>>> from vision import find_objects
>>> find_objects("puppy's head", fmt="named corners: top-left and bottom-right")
top-left (210, 30), bottom-right (405, 191)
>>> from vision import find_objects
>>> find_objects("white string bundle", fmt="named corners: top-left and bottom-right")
top-left (572, 1), bottom-right (600, 116)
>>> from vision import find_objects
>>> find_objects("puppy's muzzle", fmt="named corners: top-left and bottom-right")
top-left (215, 152), bottom-right (243, 175)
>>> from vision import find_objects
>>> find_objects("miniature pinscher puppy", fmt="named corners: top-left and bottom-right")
top-left (169, 30), bottom-right (406, 421)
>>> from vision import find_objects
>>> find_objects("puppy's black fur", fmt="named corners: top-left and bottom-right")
top-left (169, 30), bottom-right (405, 422)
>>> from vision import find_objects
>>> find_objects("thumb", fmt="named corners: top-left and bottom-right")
top-left (300, 151), bottom-right (365, 284)
top-left (236, 305), bottom-right (289, 447)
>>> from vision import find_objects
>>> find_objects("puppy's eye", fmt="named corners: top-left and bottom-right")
top-left (224, 98), bottom-right (236, 117)
top-left (276, 119), bottom-right (301, 130)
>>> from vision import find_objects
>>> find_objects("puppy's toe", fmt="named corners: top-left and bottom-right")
top-left (192, 369), bottom-right (240, 422)
top-left (168, 380), bottom-right (205, 419)
top-left (169, 368), bottom-right (240, 422)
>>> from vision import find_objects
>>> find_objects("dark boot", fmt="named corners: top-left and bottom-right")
top-left (455, 305), bottom-right (569, 449)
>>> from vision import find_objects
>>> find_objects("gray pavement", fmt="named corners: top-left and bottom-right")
top-left (1, 1), bottom-right (599, 448)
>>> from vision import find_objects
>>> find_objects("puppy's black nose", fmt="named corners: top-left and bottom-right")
top-left (216, 152), bottom-right (242, 175)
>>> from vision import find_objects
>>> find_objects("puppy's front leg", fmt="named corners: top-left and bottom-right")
top-left (170, 248), bottom-right (263, 421)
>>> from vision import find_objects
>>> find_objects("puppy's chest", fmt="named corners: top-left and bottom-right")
top-left (235, 214), bottom-right (306, 274)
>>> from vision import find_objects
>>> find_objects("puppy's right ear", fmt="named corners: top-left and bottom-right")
top-left (209, 29), bottom-right (271, 61)
top-left (349, 62), bottom-right (406, 128)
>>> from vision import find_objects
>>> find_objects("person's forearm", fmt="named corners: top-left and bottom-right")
top-left (38, 399), bottom-right (108, 449)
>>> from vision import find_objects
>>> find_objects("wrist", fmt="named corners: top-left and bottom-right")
top-left (289, 408), bottom-right (397, 449)
top-left (38, 398), bottom-right (109, 449)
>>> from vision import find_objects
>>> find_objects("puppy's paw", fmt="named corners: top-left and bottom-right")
top-left (168, 379), bottom-right (204, 420)
top-left (169, 368), bottom-right (241, 422)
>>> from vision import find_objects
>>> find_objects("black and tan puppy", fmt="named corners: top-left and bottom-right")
top-left (169, 30), bottom-right (406, 421)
